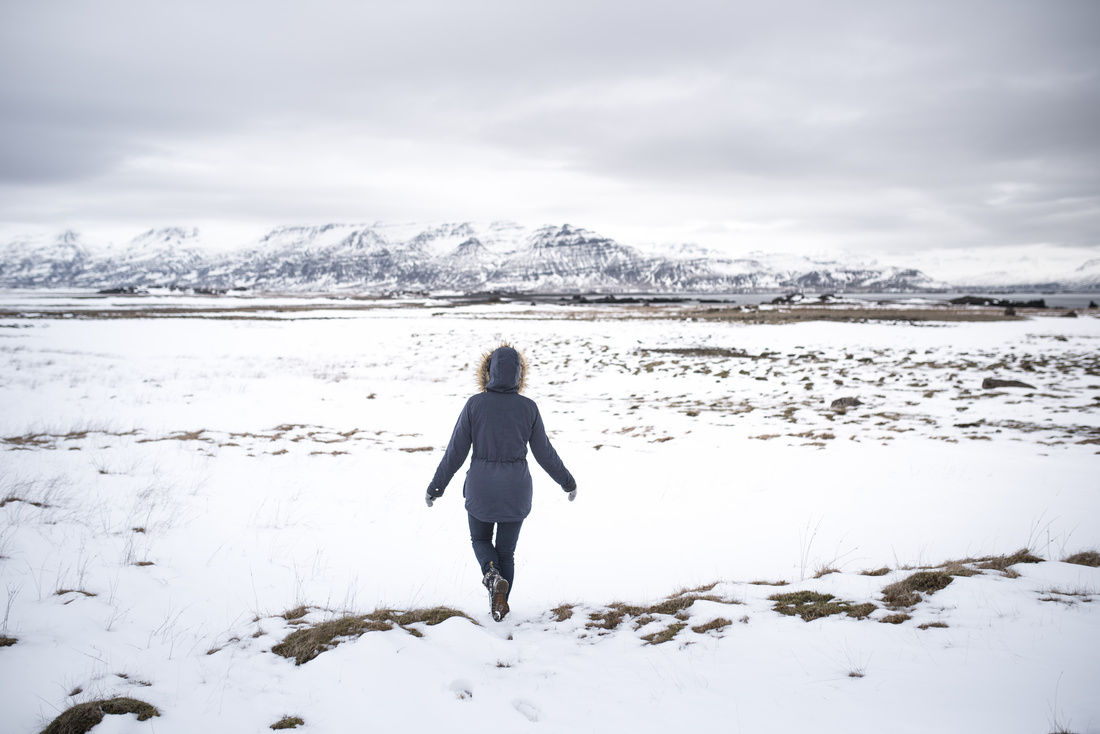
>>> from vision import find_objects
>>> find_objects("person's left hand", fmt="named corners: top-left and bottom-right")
top-left (425, 491), bottom-right (435, 508)
top-left (568, 487), bottom-right (577, 502)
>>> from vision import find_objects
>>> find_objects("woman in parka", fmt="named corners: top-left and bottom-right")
top-left (425, 344), bottom-right (576, 621)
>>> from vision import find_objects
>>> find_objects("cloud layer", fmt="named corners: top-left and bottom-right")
top-left (2, 0), bottom-right (1098, 256)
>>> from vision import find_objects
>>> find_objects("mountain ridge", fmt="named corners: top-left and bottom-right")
top-left (0, 222), bottom-right (1095, 293)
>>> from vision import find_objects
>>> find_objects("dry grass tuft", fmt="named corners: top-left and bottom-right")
top-left (881, 571), bottom-right (953, 608)
top-left (550, 604), bottom-right (574, 622)
top-left (768, 591), bottom-right (875, 622)
top-left (0, 495), bottom-right (50, 509)
top-left (0, 635), bottom-right (16, 647)
top-left (584, 588), bottom-right (737, 632)
top-left (860, 567), bottom-right (890, 577)
top-left (880, 613), bottom-right (911, 625)
top-left (281, 605), bottom-right (309, 621)
top-left (40, 697), bottom-right (160, 734)
top-left (271, 715), bottom-right (305, 730)
top-left (271, 606), bottom-right (473, 665)
top-left (749, 579), bottom-right (789, 586)
top-left (918, 622), bottom-right (949, 630)
top-left (641, 622), bottom-right (687, 645)
top-left (691, 618), bottom-right (733, 634)
top-left (975, 548), bottom-right (1043, 571)
top-left (813, 566), bottom-right (840, 579)
top-left (1063, 550), bottom-right (1100, 568)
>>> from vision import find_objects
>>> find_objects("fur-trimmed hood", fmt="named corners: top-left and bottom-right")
top-left (477, 344), bottom-right (528, 394)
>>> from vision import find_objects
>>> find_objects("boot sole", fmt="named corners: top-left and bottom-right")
top-left (491, 577), bottom-right (510, 622)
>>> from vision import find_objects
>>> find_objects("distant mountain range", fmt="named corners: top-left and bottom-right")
top-left (0, 223), bottom-right (1096, 293)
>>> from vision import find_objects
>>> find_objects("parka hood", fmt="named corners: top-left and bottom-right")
top-left (477, 344), bottom-right (528, 394)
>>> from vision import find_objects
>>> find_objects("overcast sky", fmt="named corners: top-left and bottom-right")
top-left (1, 0), bottom-right (1097, 258)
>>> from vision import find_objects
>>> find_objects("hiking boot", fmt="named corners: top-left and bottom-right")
top-left (483, 565), bottom-right (510, 622)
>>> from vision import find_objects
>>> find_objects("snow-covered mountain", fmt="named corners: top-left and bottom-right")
top-left (1, 221), bottom-right (1087, 293)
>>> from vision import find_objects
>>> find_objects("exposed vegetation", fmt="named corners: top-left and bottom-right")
top-left (768, 591), bottom-right (876, 622)
top-left (271, 606), bottom-right (473, 665)
top-left (691, 618), bottom-right (733, 634)
top-left (0, 635), bottom-right (16, 647)
top-left (881, 571), bottom-right (954, 608)
top-left (271, 715), bottom-right (305, 730)
top-left (1063, 550), bottom-right (1100, 567)
top-left (641, 623), bottom-right (687, 645)
top-left (40, 698), bottom-right (159, 734)
top-left (584, 591), bottom-right (733, 632)
top-left (550, 604), bottom-right (574, 622)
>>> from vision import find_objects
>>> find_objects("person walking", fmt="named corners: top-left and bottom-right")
top-left (425, 343), bottom-right (576, 621)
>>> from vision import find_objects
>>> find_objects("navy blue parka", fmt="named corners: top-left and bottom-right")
top-left (430, 346), bottom-right (575, 522)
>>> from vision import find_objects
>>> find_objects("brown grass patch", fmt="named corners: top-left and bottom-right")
top-left (641, 622), bottom-right (687, 645)
top-left (975, 548), bottom-right (1043, 571)
top-left (1063, 550), bottom-right (1100, 567)
top-left (281, 605), bottom-right (309, 621)
top-left (880, 613), bottom-right (911, 625)
top-left (881, 571), bottom-right (953, 608)
top-left (0, 495), bottom-right (50, 508)
top-left (0, 635), bottom-right (16, 647)
top-left (271, 715), bottom-right (305, 730)
top-left (41, 698), bottom-right (160, 734)
top-left (860, 567), bottom-right (890, 577)
top-left (691, 618), bottom-right (733, 634)
top-left (271, 606), bottom-right (473, 665)
top-left (918, 622), bottom-right (949, 630)
top-left (550, 604), bottom-right (574, 622)
top-left (768, 591), bottom-right (875, 622)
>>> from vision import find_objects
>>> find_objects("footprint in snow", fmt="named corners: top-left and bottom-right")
top-left (513, 699), bottom-right (540, 722)
top-left (449, 679), bottom-right (473, 700)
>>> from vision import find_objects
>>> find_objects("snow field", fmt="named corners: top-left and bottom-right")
top-left (1, 301), bottom-right (1098, 733)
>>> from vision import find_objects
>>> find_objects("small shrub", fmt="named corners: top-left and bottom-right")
top-left (40, 697), bottom-right (160, 734)
top-left (881, 571), bottom-right (953, 608)
top-left (271, 715), bottom-right (305, 730)
top-left (1063, 550), bottom-right (1100, 568)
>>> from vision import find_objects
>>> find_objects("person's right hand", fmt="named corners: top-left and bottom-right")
top-left (568, 487), bottom-right (577, 502)
top-left (425, 491), bottom-right (435, 508)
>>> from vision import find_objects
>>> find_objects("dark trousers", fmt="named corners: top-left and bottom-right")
top-left (468, 514), bottom-right (523, 599)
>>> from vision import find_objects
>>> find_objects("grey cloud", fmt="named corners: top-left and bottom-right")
top-left (1, 0), bottom-right (1097, 250)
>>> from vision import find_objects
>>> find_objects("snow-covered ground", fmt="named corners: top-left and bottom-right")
top-left (1, 295), bottom-right (1097, 733)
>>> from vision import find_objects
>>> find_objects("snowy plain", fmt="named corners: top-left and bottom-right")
top-left (1, 293), bottom-right (1098, 733)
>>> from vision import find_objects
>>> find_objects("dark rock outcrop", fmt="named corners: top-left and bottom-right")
top-left (982, 378), bottom-right (1036, 389)
top-left (830, 397), bottom-right (863, 410)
